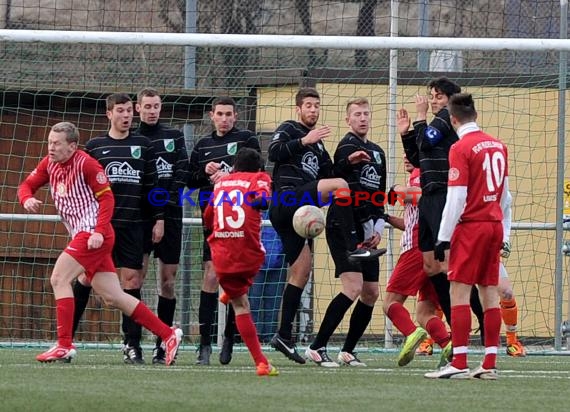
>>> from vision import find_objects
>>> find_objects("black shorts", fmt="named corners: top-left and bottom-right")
top-left (202, 229), bottom-right (212, 262)
top-left (113, 225), bottom-right (144, 270)
top-left (269, 181), bottom-right (320, 265)
top-left (143, 218), bottom-right (183, 265)
top-left (418, 192), bottom-right (447, 252)
top-left (325, 215), bottom-right (379, 282)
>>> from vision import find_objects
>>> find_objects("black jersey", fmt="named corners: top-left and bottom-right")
top-left (187, 127), bottom-right (260, 207)
top-left (401, 107), bottom-right (458, 195)
top-left (268, 120), bottom-right (333, 192)
top-left (85, 132), bottom-right (162, 226)
top-left (137, 121), bottom-right (189, 219)
top-left (333, 132), bottom-right (387, 224)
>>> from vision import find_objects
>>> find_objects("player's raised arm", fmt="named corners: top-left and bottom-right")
top-left (18, 156), bottom-right (50, 213)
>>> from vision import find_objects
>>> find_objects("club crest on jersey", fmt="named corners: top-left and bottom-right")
top-left (373, 151), bottom-right (382, 164)
top-left (56, 182), bottom-right (66, 196)
top-left (164, 139), bottom-right (175, 152)
top-left (449, 167), bottom-right (460, 181)
top-left (96, 172), bottom-right (108, 184)
top-left (131, 146), bottom-right (141, 159)
top-left (227, 142), bottom-right (237, 155)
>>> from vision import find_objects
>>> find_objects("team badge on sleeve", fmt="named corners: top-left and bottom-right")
top-left (373, 151), bottom-right (382, 164)
top-left (96, 171), bottom-right (108, 184)
top-left (425, 126), bottom-right (443, 145)
top-left (448, 167), bottom-right (460, 181)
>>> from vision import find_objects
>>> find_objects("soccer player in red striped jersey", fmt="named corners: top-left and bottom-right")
top-left (383, 155), bottom-right (452, 368)
top-left (425, 94), bottom-right (511, 380)
top-left (17, 122), bottom-right (182, 365)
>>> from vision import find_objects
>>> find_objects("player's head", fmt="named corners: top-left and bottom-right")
top-left (448, 93), bottom-right (478, 130)
top-left (48, 122), bottom-right (79, 163)
top-left (136, 88), bottom-right (162, 126)
top-left (346, 97), bottom-right (370, 138)
top-left (232, 148), bottom-right (263, 173)
top-left (295, 87), bottom-right (320, 129)
top-left (106, 93), bottom-right (133, 135)
top-left (402, 153), bottom-right (414, 173)
top-left (427, 77), bottom-right (461, 115)
top-left (210, 96), bottom-right (237, 137)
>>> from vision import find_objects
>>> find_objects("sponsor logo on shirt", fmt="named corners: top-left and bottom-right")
top-left (104, 161), bottom-right (142, 183)
top-left (156, 156), bottom-right (173, 179)
top-left (301, 152), bottom-right (319, 178)
top-left (360, 164), bottom-right (380, 190)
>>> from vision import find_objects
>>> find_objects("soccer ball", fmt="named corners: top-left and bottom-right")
top-left (292, 205), bottom-right (325, 239)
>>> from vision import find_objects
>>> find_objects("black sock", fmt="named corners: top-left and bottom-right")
top-left (328, 201), bottom-right (357, 251)
top-left (72, 281), bottom-right (92, 338)
top-left (470, 286), bottom-right (485, 345)
top-left (224, 304), bottom-right (236, 340)
top-left (155, 296), bottom-right (176, 347)
top-left (342, 299), bottom-right (374, 354)
top-left (429, 273), bottom-right (451, 324)
top-left (278, 284), bottom-right (304, 341)
top-left (123, 288), bottom-right (142, 347)
top-left (199, 291), bottom-right (217, 346)
top-left (310, 293), bottom-right (354, 349)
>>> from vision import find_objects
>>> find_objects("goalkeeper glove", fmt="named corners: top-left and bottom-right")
top-left (501, 240), bottom-right (511, 258)
top-left (434, 240), bottom-right (450, 262)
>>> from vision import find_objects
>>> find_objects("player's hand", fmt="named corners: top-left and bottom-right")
top-left (434, 240), bottom-right (450, 262)
top-left (210, 170), bottom-right (229, 183)
top-left (364, 233), bottom-right (381, 249)
top-left (23, 197), bottom-right (42, 213)
top-left (205, 161), bottom-right (220, 175)
top-left (415, 95), bottom-right (429, 120)
top-left (396, 108), bottom-right (411, 134)
top-left (87, 232), bottom-right (104, 250)
top-left (152, 219), bottom-right (165, 243)
top-left (348, 150), bottom-right (371, 164)
top-left (301, 125), bottom-right (331, 145)
top-left (501, 240), bottom-right (511, 258)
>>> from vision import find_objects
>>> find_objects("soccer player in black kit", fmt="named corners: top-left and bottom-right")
top-left (187, 96), bottom-right (260, 365)
top-left (268, 88), bottom-right (384, 364)
top-left (397, 77), bottom-right (485, 342)
top-left (135, 88), bottom-right (189, 364)
top-left (72, 93), bottom-right (163, 364)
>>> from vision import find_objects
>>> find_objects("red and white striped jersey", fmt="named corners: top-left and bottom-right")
top-left (400, 168), bottom-right (420, 253)
top-left (18, 150), bottom-right (114, 238)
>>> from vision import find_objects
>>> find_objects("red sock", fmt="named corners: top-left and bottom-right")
top-left (425, 316), bottom-right (450, 348)
top-left (235, 313), bottom-right (267, 366)
top-left (386, 302), bottom-right (417, 336)
top-left (130, 302), bottom-right (171, 340)
top-left (482, 307), bottom-right (501, 369)
top-left (56, 297), bottom-right (74, 347)
top-left (450, 304), bottom-right (471, 369)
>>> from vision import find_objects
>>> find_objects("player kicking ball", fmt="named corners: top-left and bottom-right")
top-left (18, 122), bottom-right (183, 365)
top-left (203, 147), bottom-right (278, 376)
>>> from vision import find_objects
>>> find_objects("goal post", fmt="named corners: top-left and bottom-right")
top-left (0, 29), bottom-right (568, 351)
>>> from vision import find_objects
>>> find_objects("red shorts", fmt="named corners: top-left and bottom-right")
top-left (448, 221), bottom-right (502, 286)
top-left (65, 231), bottom-right (116, 282)
top-left (386, 248), bottom-right (438, 304)
top-left (218, 272), bottom-right (255, 300)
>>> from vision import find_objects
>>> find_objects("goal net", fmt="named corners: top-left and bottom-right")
top-left (0, 0), bottom-right (568, 350)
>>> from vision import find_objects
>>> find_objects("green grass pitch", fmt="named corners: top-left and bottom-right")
top-left (2, 347), bottom-right (569, 412)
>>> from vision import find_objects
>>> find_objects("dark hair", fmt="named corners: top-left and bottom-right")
top-left (51, 122), bottom-right (80, 144)
top-left (137, 87), bottom-right (160, 103)
top-left (448, 93), bottom-right (477, 123)
top-left (233, 148), bottom-right (263, 173)
top-left (295, 87), bottom-right (320, 107)
top-left (106, 93), bottom-right (132, 111)
top-left (211, 96), bottom-right (237, 112)
top-left (427, 77), bottom-right (461, 98)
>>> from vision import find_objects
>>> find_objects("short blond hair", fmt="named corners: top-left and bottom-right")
top-left (51, 122), bottom-right (80, 144)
